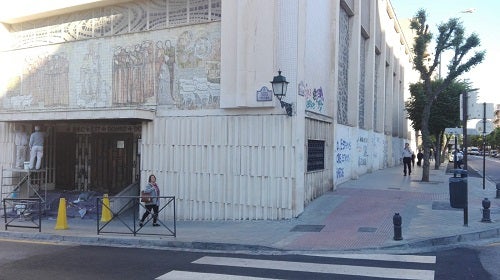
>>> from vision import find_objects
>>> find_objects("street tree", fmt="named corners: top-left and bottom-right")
top-left (409, 9), bottom-right (485, 181)
top-left (406, 80), bottom-right (467, 168)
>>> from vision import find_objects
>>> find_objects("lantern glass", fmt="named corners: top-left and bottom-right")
top-left (270, 71), bottom-right (289, 99)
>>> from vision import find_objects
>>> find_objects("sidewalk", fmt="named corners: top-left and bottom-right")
top-left (1, 163), bottom-right (499, 253)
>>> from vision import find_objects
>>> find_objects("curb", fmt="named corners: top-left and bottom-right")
top-left (1, 226), bottom-right (500, 253)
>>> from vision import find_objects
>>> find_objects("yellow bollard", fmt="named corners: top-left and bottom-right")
top-left (100, 194), bottom-right (112, 222)
top-left (54, 198), bottom-right (69, 230)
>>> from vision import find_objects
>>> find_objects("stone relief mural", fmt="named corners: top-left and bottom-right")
top-left (78, 43), bottom-right (108, 107)
top-left (112, 41), bottom-right (157, 104)
top-left (2, 52), bottom-right (70, 109)
top-left (0, 23), bottom-right (221, 111)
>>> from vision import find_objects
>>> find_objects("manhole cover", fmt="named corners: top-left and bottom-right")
top-left (358, 227), bottom-right (377, 233)
top-left (290, 225), bottom-right (325, 232)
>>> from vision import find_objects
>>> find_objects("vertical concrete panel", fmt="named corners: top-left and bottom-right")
top-left (141, 115), bottom-right (296, 220)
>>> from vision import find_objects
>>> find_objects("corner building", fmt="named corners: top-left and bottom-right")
top-left (0, 0), bottom-right (416, 220)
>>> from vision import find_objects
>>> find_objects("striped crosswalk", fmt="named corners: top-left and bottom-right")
top-left (156, 253), bottom-right (436, 280)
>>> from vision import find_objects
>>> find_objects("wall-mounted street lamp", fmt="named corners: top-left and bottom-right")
top-left (270, 70), bottom-right (292, 116)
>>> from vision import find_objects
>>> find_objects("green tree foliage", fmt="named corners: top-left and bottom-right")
top-left (406, 80), bottom-right (466, 166)
top-left (490, 128), bottom-right (500, 149)
top-left (409, 9), bottom-right (485, 181)
top-left (406, 80), bottom-right (465, 133)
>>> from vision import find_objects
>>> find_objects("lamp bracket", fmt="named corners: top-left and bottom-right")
top-left (280, 100), bottom-right (293, 116)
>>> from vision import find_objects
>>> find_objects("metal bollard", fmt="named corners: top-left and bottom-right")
top-left (496, 183), bottom-right (500, 199)
top-left (393, 213), bottom-right (403, 240)
top-left (481, 198), bottom-right (492, 223)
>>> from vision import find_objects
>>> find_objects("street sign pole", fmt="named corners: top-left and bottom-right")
top-left (483, 102), bottom-right (486, 190)
top-left (462, 92), bottom-right (468, 226)
top-left (462, 92), bottom-right (468, 171)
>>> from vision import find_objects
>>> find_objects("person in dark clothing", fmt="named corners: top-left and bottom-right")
top-left (417, 150), bottom-right (423, 166)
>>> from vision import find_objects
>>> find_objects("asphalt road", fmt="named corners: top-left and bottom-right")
top-left (0, 239), bottom-right (495, 279)
top-left (467, 155), bottom-right (500, 185)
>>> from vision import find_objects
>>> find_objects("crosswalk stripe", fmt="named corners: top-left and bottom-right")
top-left (156, 270), bottom-right (274, 280)
top-left (193, 256), bottom-right (435, 280)
top-left (303, 253), bottom-right (436, 263)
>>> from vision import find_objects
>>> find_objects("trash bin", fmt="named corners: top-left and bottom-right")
top-left (449, 170), bottom-right (468, 208)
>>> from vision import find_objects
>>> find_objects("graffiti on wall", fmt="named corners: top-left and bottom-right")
top-left (299, 81), bottom-right (325, 114)
top-left (357, 136), bottom-right (369, 166)
top-left (335, 138), bottom-right (351, 179)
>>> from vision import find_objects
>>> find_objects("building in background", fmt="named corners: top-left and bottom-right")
top-left (494, 104), bottom-right (500, 128)
top-left (0, 0), bottom-right (416, 220)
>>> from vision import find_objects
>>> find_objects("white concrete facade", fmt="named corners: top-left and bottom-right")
top-left (0, 0), bottom-right (416, 220)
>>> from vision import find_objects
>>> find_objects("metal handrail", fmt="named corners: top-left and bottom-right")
top-left (96, 195), bottom-right (176, 237)
top-left (2, 198), bottom-right (42, 232)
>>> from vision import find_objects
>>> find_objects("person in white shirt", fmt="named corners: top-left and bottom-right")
top-left (14, 125), bottom-right (29, 168)
top-left (402, 143), bottom-right (413, 176)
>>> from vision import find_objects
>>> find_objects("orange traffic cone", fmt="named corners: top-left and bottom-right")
top-left (54, 198), bottom-right (68, 230)
top-left (100, 194), bottom-right (112, 222)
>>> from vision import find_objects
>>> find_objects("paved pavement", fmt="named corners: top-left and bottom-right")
top-left (1, 162), bottom-right (499, 253)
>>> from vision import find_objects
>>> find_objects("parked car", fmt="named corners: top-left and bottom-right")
top-left (468, 147), bottom-right (480, 155)
top-left (490, 150), bottom-right (498, 158)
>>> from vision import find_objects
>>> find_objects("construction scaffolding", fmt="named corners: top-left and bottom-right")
top-left (1, 167), bottom-right (48, 217)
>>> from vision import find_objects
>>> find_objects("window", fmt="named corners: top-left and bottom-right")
top-left (307, 140), bottom-right (325, 171)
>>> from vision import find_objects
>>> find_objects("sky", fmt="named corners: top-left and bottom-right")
top-left (391, 0), bottom-right (499, 104)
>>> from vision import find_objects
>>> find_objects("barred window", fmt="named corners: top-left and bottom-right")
top-left (307, 140), bottom-right (325, 172)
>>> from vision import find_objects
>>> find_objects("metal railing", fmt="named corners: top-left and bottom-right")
top-left (96, 195), bottom-right (176, 237)
top-left (2, 198), bottom-right (42, 232)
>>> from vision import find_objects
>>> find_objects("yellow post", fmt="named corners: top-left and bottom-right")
top-left (100, 194), bottom-right (112, 222)
top-left (54, 198), bottom-right (68, 230)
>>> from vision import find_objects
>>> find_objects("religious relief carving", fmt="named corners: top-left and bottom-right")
top-left (110, 26), bottom-right (221, 109)
top-left (78, 43), bottom-right (107, 107)
top-left (6, 53), bottom-right (70, 109)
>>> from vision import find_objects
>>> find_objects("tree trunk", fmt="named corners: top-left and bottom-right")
top-left (421, 103), bottom-right (432, 182)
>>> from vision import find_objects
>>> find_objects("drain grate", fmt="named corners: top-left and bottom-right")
top-left (290, 225), bottom-right (325, 232)
top-left (358, 227), bottom-right (377, 233)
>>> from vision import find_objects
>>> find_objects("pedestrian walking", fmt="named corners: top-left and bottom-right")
top-left (417, 150), bottom-right (423, 166)
top-left (139, 174), bottom-right (161, 227)
top-left (402, 143), bottom-right (413, 176)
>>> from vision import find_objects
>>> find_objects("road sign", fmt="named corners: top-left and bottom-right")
top-left (476, 120), bottom-right (494, 134)
top-left (445, 127), bottom-right (462, 134)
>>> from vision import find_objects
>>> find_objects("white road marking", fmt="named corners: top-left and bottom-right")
top-left (303, 253), bottom-right (436, 263)
top-left (156, 270), bottom-right (274, 280)
top-left (192, 256), bottom-right (435, 280)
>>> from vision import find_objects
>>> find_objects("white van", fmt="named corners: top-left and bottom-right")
top-left (468, 147), bottom-right (479, 155)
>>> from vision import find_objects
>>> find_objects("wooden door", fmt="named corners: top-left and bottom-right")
top-left (91, 133), bottom-right (134, 194)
